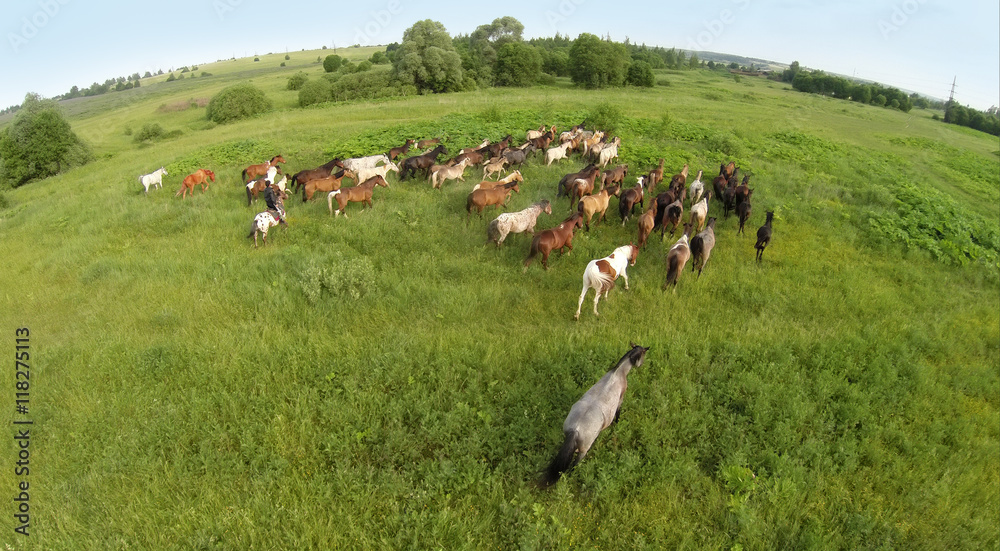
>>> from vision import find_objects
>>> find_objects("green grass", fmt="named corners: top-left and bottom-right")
top-left (1, 60), bottom-right (998, 549)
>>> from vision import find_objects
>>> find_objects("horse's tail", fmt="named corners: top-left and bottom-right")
top-left (487, 218), bottom-right (502, 244)
top-left (585, 261), bottom-right (614, 292)
top-left (241, 168), bottom-right (248, 183)
top-left (327, 190), bottom-right (340, 216)
top-left (246, 185), bottom-right (253, 206)
top-left (541, 430), bottom-right (578, 488)
top-left (524, 234), bottom-right (541, 268)
top-left (665, 254), bottom-right (681, 287)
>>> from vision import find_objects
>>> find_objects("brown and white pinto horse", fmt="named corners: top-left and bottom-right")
top-left (574, 244), bottom-right (638, 320)
top-left (242, 155), bottom-right (285, 183)
top-left (175, 169), bottom-right (215, 198)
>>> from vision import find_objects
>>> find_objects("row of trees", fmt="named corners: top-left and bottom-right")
top-left (790, 68), bottom-right (915, 112)
top-left (944, 102), bottom-right (1000, 136)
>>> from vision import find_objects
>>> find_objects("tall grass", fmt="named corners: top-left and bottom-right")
top-left (1, 65), bottom-right (997, 549)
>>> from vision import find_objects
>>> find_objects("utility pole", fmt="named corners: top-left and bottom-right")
top-left (947, 76), bottom-right (956, 105)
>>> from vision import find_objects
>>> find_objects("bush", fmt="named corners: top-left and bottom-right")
top-left (627, 60), bottom-right (655, 87)
top-left (330, 70), bottom-right (412, 102)
top-left (133, 123), bottom-right (165, 143)
top-left (369, 51), bottom-right (389, 65)
top-left (287, 72), bottom-right (309, 91)
top-left (284, 54), bottom-right (290, 60)
top-left (584, 102), bottom-right (624, 134)
top-left (280, 62), bottom-right (286, 67)
top-left (354, 60), bottom-right (373, 73)
top-left (323, 54), bottom-right (343, 73)
top-left (299, 79), bottom-right (332, 107)
top-left (166, 73), bottom-right (176, 82)
top-left (205, 83), bottom-right (272, 124)
top-left (0, 93), bottom-right (92, 188)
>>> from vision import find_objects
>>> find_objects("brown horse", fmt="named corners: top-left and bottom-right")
top-left (473, 170), bottom-right (523, 191)
top-left (558, 164), bottom-right (600, 198)
top-left (649, 158), bottom-right (665, 189)
top-left (387, 139), bottom-right (415, 161)
top-left (328, 175), bottom-right (389, 217)
top-left (618, 178), bottom-right (646, 226)
top-left (175, 169), bottom-right (215, 199)
top-left (524, 213), bottom-right (584, 271)
top-left (302, 170), bottom-right (356, 202)
top-left (664, 223), bottom-right (693, 292)
top-left (290, 157), bottom-right (344, 192)
top-left (400, 145), bottom-right (447, 181)
top-left (660, 198), bottom-right (685, 238)
top-left (242, 155), bottom-right (285, 183)
top-left (567, 175), bottom-right (598, 210)
top-left (466, 181), bottom-right (520, 221)
top-left (417, 137), bottom-right (441, 149)
top-left (669, 163), bottom-right (689, 190)
top-left (636, 204), bottom-right (657, 250)
top-left (737, 191), bottom-right (753, 236)
top-left (577, 184), bottom-right (621, 231)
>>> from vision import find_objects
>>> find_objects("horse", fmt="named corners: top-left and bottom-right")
top-left (247, 187), bottom-right (288, 248)
top-left (524, 213), bottom-right (584, 271)
top-left (417, 137), bottom-right (441, 149)
top-left (648, 158), bottom-right (665, 190)
top-left (431, 157), bottom-right (471, 189)
top-left (688, 170), bottom-right (705, 205)
top-left (636, 204), bottom-right (657, 250)
top-left (290, 157), bottom-right (344, 192)
top-left (690, 217), bottom-right (717, 278)
top-left (483, 134), bottom-right (513, 159)
top-left (669, 163), bottom-right (689, 190)
top-left (525, 124), bottom-right (548, 140)
top-left (302, 169), bottom-right (356, 202)
top-left (545, 142), bottom-right (573, 166)
top-left (737, 192), bottom-right (753, 235)
top-left (356, 162), bottom-right (399, 184)
top-left (473, 170), bottom-right (523, 191)
top-left (601, 164), bottom-right (628, 189)
top-left (341, 154), bottom-right (390, 173)
top-left (734, 174), bottom-right (752, 207)
top-left (689, 191), bottom-right (712, 234)
top-left (661, 198), bottom-right (684, 238)
top-left (723, 176), bottom-right (739, 219)
top-left (175, 169), bottom-right (215, 198)
top-left (328, 175), bottom-right (389, 217)
top-left (574, 245), bottom-right (639, 320)
top-left (387, 139), bottom-right (414, 161)
top-left (557, 164), bottom-right (600, 199)
top-left (567, 175), bottom-right (598, 211)
top-left (400, 145), bottom-right (447, 181)
top-left (711, 164), bottom-right (731, 207)
top-left (245, 166), bottom-right (279, 206)
top-left (503, 146), bottom-right (532, 170)
top-left (618, 177), bottom-right (645, 226)
top-left (466, 181), bottom-right (519, 221)
top-left (664, 223), bottom-right (693, 291)
top-left (755, 211), bottom-right (774, 262)
top-left (139, 167), bottom-right (167, 194)
top-left (482, 157), bottom-right (508, 180)
top-left (487, 200), bottom-right (551, 247)
top-left (598, 137), bottom-right (621, 168)
top-left (577, 184), bottom-right (620, 231)
top-left (242, 155), bottom-right (285, 184)
top-left (541, 344), bottom-right (649, 487)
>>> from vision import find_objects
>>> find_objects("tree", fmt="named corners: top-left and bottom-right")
top-left (782, 61), bottom-right (801, 83)
top-left (323, 54), bottom-right (343, 73)
top-left (0, 93), bottom-right (92, 188)
top-left (688, 53), bottom-right (700, 69)
top-left (493, 42), bottom-right (541, 86)
top-left (626, 60), bottom-right (655, 87)
top-left (205, 83), bottom-right (272, 124)
top-left (568, 33), bottom-right (630, 88)
top-left (393, 20), bottom-right (464, 93)
top-left (456, 16), bottom-right (525, 87)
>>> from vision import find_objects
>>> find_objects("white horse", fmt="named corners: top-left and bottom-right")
top-left (542, 344), bottom-right (649, 487)
top-left (139, 167), bottom-right (167, 194)
top-left (598, 137), bottom-right (621, 168)
top-left (487, 199), bottom-right (550, 246)
top-left (341, 154), bottom-right (389, 173)
top-left (430, 157), bottom-right (471, 189)
top-left (355, 161), bottom-right (399, 183)
top-left (544, 142), bottom-right (573, 166)
top-left (574, 244), bottom-right (638, 320)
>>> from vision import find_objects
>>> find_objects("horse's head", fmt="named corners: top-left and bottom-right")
top-left (512, 171), bottom-right (523, 182)
top-left (205, 169), bottom-right (216, 181)
top-left (625, 343), bottom-right (649, 369)
top-left (388, 162), bottom-right (400, 172)
top-left (375, 175), bottom-right (389, 188)
top-left (627, 244), bottom-right (638, 266)
top-left (540, 200), bottom-right (552, 215)
top-left (274, 155), bottom-right (286, 164)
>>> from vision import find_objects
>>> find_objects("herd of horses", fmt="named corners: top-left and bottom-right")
top-left (137, 121), bottom-right (779, 484)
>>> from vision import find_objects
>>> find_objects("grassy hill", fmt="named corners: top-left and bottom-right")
top-left (1, 52), bottom-right (997, 549)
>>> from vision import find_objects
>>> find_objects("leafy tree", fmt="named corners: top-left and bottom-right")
top-left (782, 61), bottom-right (801, 82)
top-left (393, 20), bottom-right (464, 93)
top-left (0, 93), bottom-right (92, 188)
top-left (206, 83), bottom-right (272, 123)
top-left (568, 33), bottom-right (630, 88)
top-left (688, 52), bottom-right (700, 69)
top-left (626, 60), bottom-right (655, 87)
top-left (456, 16), bottom-right (525, 87)
top-left (541, 49), bottom-right (570, 77)
top-left (873, 94), bottom-right (887, 107)
top-left (369, 51), bottom-right (389, 65)
top-left (287, 72), bottom-right (309, 90)
top-left (494, 42), bottom-right (541, 86)
top-left (323, 54), bottom-right (343, 73)
top-left (298, 79), bottom-right (332, 107)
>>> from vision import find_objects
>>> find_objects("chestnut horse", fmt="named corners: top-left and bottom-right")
top-left (466, 181), bottom-right (519, 221)
top-left (618, 177), bottom-right (645, 226)
top-left (302, 170), bottom-right (356, 202)
top-left (387, 139), bottom-right (414, 161)
top-left (524, 213), bottom-right (584, 271)
top-left (473, 170), bottom-right (522, 192)
top-left (328, 175), bottom-right (389, 217)
top-left (242, 155), bottom-right (285, 183)
top-left (175, 169), bottom-right (215, 199)
top-left (290, 157), bottom-right (344, 192)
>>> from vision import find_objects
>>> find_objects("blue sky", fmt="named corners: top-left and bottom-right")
top-left (2, 0), bottom-right (998, 111)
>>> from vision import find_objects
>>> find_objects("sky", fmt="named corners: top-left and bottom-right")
top-left (2, 0), bottom-right (998, 111)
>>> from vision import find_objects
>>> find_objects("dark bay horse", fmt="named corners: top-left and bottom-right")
top-left (755, 211), bottom-right (774, 262)
top-left (524, 213), bottom-right (583, 271)
top-left (290, 157), bottom-right (344, 192)
top-left (387, 139), bottom-right (415, 161)
top-left (541, 344), bottom-right (649, 487)
top-left (400, 145), bottom-right (447, 181)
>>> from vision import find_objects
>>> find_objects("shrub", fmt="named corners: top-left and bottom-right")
top-left (369, 51), bottom-right (389, 65)
top-left (626, 60), bottom-right (655, 87)
top-left (205, 83), bottom-right (272, 124)
top-left (200, 72), bottom-right (211, 77)
top-left (133, 123), bottom-right (165, 143)
top-left (585, 102), bottom-right (624, 134)
top-left (287, 72), bottom-right (309, 91)
top-left (280, 62), bottom-right (286, 67)
top-left (254, 57), bottom-right (260, 62)
top-left (323, 54), bottom-right (343, 73)
top-left (284, 54), bottom-right (290, 60)
top-left (0, 93), bottom-right (92, 187)
top-left (354, 60), bottom-right (373, 73)
top-left (299, 79), bottom-right (332, 107)
top-left (330, 70), bottom-right (411, 102)
top-left (165, 73), bottom-right (176, 82)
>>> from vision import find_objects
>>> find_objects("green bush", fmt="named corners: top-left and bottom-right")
top-left (133, 123), bottom-right (165, 143)
top-left (165, 73), bottom-right (176, 82)
top-left (585, 102), bottom-right (624, 134)
top-left (354, 60), bottom-right (373, 73)
top-left (330, 70), bottom-right (411, 102)
top-left (287, 72), bottom-right (309, 91)
top-left (205, 83), bottom-right (272, 124)
top-left (299, 79), bottom-right (332, 107)
top-left (626, 60), bottom-right (655, 87)
top-left (323, 54), bottom-right (343, 73)
top-left (0, 93), bottom-right (92, 188)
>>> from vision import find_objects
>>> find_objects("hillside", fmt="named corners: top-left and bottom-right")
top-left (0, 50), bottom-right (997, 549)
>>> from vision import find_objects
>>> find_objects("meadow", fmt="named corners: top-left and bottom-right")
top-left (1, 46), bottom-right (998, 549)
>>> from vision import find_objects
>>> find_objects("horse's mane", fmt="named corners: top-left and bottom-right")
top-left (613, 345), bottom-right (647, 372)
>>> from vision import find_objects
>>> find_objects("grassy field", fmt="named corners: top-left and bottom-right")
top-left (1, 56), bottom-right (998, 550)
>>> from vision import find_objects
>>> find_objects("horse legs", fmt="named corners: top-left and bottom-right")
top-left (574, 283), bottom-right (590, 320)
